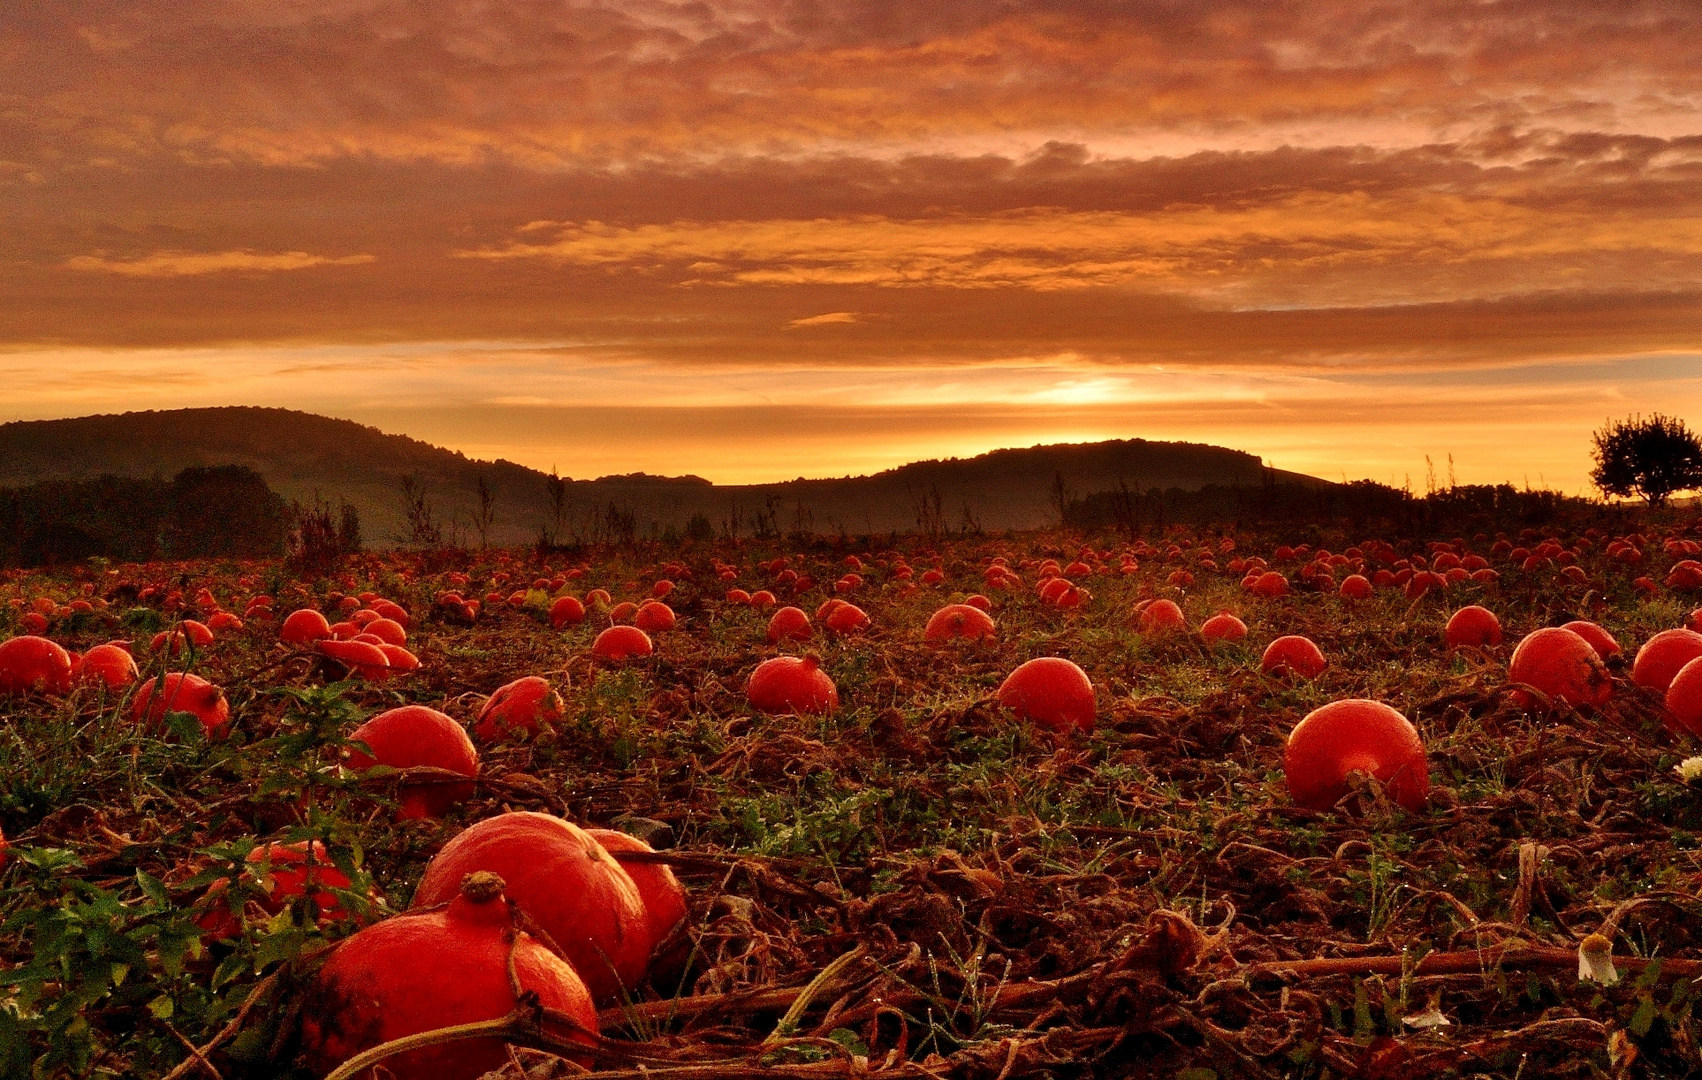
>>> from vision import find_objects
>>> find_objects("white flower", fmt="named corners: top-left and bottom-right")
top-left (1402, 991), bottom-right (1451, 1030)
top-left (1578, 933), bottom-right (1620, 986)
top-left (1676, 757), bottom-right (1702, 785)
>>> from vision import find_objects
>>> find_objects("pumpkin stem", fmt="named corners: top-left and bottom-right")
top-left (460, 870), bottom-right (507, 903)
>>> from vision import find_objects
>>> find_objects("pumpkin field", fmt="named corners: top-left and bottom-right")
top-left (6, 515), bottom-right (1702, 1080)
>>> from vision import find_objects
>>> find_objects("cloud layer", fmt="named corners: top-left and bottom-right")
top-left (3, 1), bottom-right (1699, 485)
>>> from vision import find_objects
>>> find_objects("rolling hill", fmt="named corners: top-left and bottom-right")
top-left (0, 408), bottom-right (1329, 545)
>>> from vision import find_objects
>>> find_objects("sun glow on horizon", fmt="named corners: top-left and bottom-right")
top-left (0, 341), bottom-right (1696, 493)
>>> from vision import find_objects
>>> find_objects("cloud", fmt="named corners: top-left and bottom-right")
top-left (63, 250), bottom-right (376, 278)
top-left (8, 0), bottom-right (1701, 171)
top-left (0, 0), bottom-right (1696, 381)
top-left (462, 193), bottom-right (1702, 305)
top-left (788, 311), bottom-right (862, 327)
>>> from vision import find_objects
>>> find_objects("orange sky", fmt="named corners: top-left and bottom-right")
top-left (4, 1), bottom-right (1701, 490)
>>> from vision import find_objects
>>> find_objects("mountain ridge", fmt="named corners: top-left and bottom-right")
top-left (0, 407), bottom-right (1330, 543)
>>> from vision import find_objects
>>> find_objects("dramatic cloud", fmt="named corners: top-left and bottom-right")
top-left (2, 0), bottom-right (1699, 486)
top-left (465, 193), bottom-right (1702, 303)
top-left (64, 251), bottom-right (376, 277)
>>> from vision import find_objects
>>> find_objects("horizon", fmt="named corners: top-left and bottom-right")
top-left (5, 3), bottom-right (1700, 492)
top-left (0, 403), bottom-right (1623, 499)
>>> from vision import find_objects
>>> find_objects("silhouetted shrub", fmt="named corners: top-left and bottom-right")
top-left (0, 466), bottom-right (288, 567)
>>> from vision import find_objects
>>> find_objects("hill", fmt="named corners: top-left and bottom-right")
top-left (0, 408), bottom-right (1330, 545)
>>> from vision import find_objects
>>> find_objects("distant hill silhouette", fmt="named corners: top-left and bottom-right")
top-left (0, 408), bottom-right (1330, 545)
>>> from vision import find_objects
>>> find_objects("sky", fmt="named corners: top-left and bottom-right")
top-left (4, 0), bottom-right (1701, 489)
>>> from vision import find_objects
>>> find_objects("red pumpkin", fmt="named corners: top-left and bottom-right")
top-left (1666, 656), bottom-right (1702, 738)
top-left (475, 676), bottom-right (566, 741)
top-left (345, 706), bottom-right (478, 819)
top-left (371, 599), bottom-right (411, 629)
top-left (1444, 606), bottom-right (1502, 649)
top-left (1139, 599), bottom-right (1187, 635)
top-left (302, 872), bottom-right (597, 1080)
top-left (997, 657), bottom-right (1095, 734)
top-left (411, 814), bottom-right (648, 1004)
top-left (746, 656), bottom-right (838, 715)
top-left (377, 644), bottom-right (421, 673)
top-left (923, 604), bottom-right (996, 644)
top-left (586, 828), bottom-right (690, 988)
top-left (592, 625), bottom-right (653, 661)
top-left (130, 673), bottom-right (230, 736)
top-left (280, 609), bottom-right (333, 646)
top-left (0, 635), bottom-right (74, 695)
top-left (1560, 620), bottom-right (1620, 659)
top-left (1285, 700), bottom-right (1428, 812)
top-left (1260, 635), bottom-right (1327, 679)
top-left (1509, 627), bottom-right (1613, 707)
top-left (633, 601), bottom-right (677, 633)
top-left (362, 617), bottom-right (407, 646)
top-left (1338, 574), bottom-right (1373, 600)
top-left (550, 594), bottom-right (586, 628)
top-left (1632, 629), bottom-right (1702, 694)
top-left (823, 602), bottom-right (870, 635)
top-left (766, 606), bottom-right (813, 644)
top-left (317, 638), bottom-right (392, 681)
top-left (76, 642), bottom-right (138, 691)
top-left (1200, 612), bottom-right (1247, 643)
top-left (197, 840), bottom-right (358, 941)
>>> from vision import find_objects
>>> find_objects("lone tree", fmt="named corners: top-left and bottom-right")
top-left (1590, 414), bottom-right (1702, 506)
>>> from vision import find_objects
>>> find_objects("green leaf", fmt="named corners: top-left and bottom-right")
top-left (827, 1028), bottom-right (870, 1056)
top-left (1353, 979), bottom-right (1375, 1044)
top-left (252, 925), bottom-right (309, 969)
top-left (136, 871), bottom-right (169, 906)
top-left (212, 951), bottom-right (248, 990)
top-left (165, 711), bottom-right (205, 742)
top-left (1630, 997), bottom-right (1659, 1038)
top-left (158, 923), bottom-right (203, 978)
top-left (15, 846), bottom-right (83, 872)
top-left (147, 996), bottom-right (174, 1021)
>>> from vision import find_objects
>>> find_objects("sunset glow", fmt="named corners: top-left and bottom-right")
top-left (6, 1), bottom-right (1701, 489)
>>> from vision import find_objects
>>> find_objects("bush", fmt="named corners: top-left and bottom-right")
top-left (286, 496), bottom-right (363, 572)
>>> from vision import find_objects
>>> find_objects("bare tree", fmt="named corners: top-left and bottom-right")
top-left (544, 468), bottom-right (569, 544)
top-left (286, 493), bottom-right (361, 572)
top-left (1110, 478), bottom-right (1139, 538)
top-left (1048, 470), bottom-right (1075, 529)
top-left (959, 502), bottom-right (982, 536)
top-left (789, 499), bottom-right (814, 541)
top-left (752, 496), bottom-right (780, 540)
top-left (472, 474), bottom-right (497, 548)
top-left (399, 474), bottom-right (444, 547)
top-left (602, 501), bottom-right (636, 545)
top-left (912, 483), bottom-right (945, 543)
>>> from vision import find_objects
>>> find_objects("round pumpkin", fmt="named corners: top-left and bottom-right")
top-left (301, 871), bottom-right (597, 1080)
top-left (411, 814), bottom-right (649, 1004)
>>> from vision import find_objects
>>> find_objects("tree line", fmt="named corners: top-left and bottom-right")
top-left (0, 466), bottom-right (356, 568)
